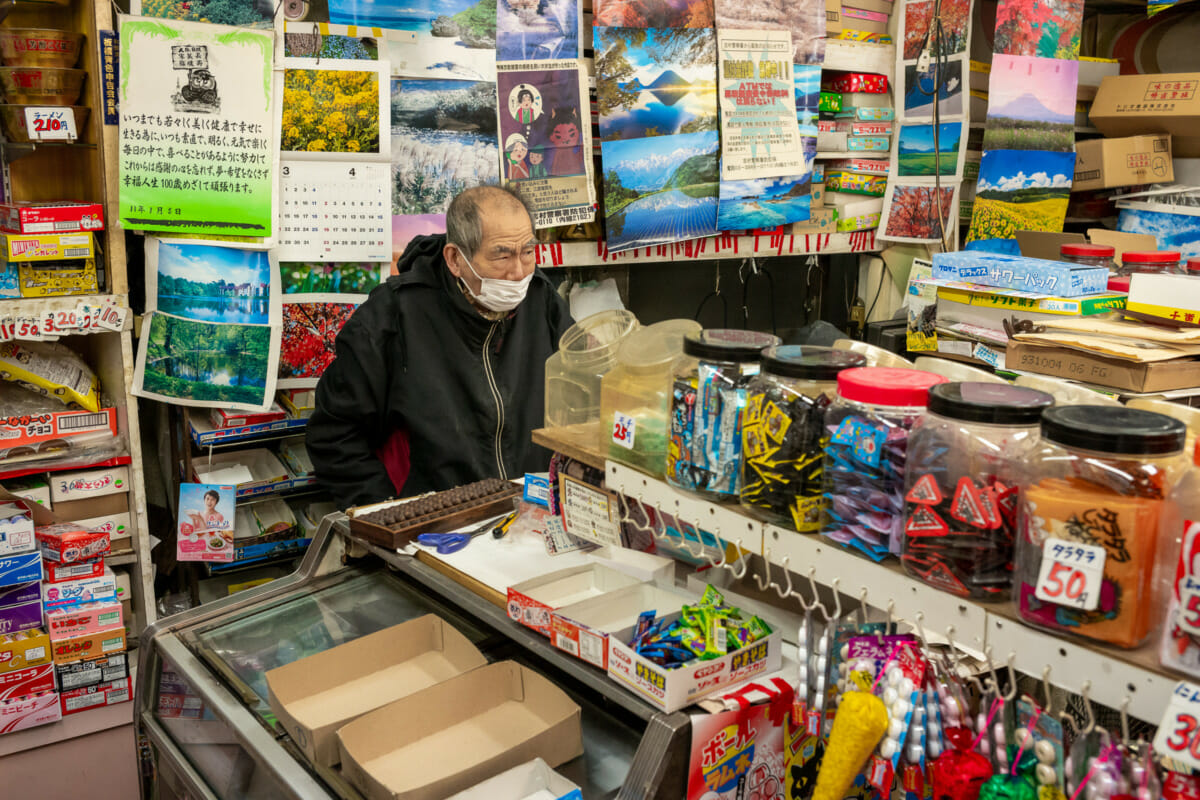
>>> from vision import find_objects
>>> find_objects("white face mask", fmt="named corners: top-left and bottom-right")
top-left (455, 247), bottom-right (533, 313)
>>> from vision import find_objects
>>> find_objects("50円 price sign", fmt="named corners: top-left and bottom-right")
top-left (1034, 538), bottom-right (1106, 611)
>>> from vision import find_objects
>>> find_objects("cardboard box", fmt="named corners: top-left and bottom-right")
top-left (607, 611), bottom-right (783, 712)
top-left (0, 202), bottom-right (104, 235)
top-left (0, 662), bottom-right (53, 702)
top-left (337, 661), bottom-right (583, 800)
top-left (1126, 273), bottom-right (1200, 327)
top-left (49, 466), bottom-right (129, 503)
top-left (847, 135), bottom-right (890, 151)
top-left (0, 628), bottom-right (50, 674)
top-left (210, 403), bottom-right (287, 430)
top-left (51, 627), bottom-right (126, 665)
top-left (35, 523), bottom-right (109, 564)
top-left (841, 92), bottom-right (891, 109)
top-left (42, 557), bottom-right (103, 584)
top-left (830, 194), bottom-right (883, 232)
top-left (840, 6), bottom-right (889, 33)
top-left (0, 504), bottom-right (34, 557)
top-left (837, 107), bottom-right (895, 121)
top-left (0, 551), bottom-right (40, 588)
top-left (827, 157), bottom-right (891, 176)
top-left (445, 759), bottom-right (582, 800)
top-left (46, 599), bottom-right (123, 641)
top-left (1090, 73), bottom-right (1200, 158)
top-left (826, 171), bottom-right (887, 196)
top-left (549, 584), bottom-right (692, 670)
top-left (1077, 58), bottom-right (1121, 103)
top-left (0, 232), bottom-right (95, 262)
top-left (0, 408), bottom-right (117, 461)
top-left (2, 478), bottom-right (50, 509)
top-left (825, 0), bottom-right (842, 34)
top-left (266, 615), bottom-right (488, 767)
top-left (55, 652), bottom-right (127, 692)
top-left (935, 282), bottom-right (1127, 317)
top-left (932, 251), bottom-right (1109, 297)
top-left (17, 258), bottom-right (99, 297)
top-left (0, 582), bottom-right (41, 635)
top-left (60, 676), bottom-right (130, 716)
top-left (791, 207), bottom-right (836, 234)
top-left (1006, 340), bottom-right (1200, 393)
top-left (71, 513), bottom-right (131, 551)
top-left (507, 565), bottom-right (648, 637)
top-left (0, 691), bottom-right (60, 733)
top-left (1073, 134), bottom-right (1173, 191)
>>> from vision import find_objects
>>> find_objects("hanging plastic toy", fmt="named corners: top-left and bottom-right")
top-left (929, 726), bottom-right (993, 800)
top-left (813, 687), bottom-right (889, 800)
top-left (979, 747), bottom-right (1039, 800)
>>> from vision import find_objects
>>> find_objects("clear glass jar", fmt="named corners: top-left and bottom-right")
top-left (820, 367), bottom-right (948, 561)
top-left (740, 346), bottom-right (866, 529)
top-left (1060, 243), bottom-right (1115, 270)
top-left (1120, 250), bottom-right (1182, 276)
top-left (1014, 406), bottom-right (1188, 649)
top-left (600, 319), bottom-right (701, 477)
top-left (1160, 441), bottom-right (1200, 676)
top-left (544, 310), bottom-right (638, 428)
top-left (665, 329), bottom-right (781, 500)
top-left (901, 383), bottom-right (1054, 600)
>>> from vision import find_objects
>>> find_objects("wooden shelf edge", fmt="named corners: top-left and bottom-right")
top-left (532, 423), bottom-right (605, 471)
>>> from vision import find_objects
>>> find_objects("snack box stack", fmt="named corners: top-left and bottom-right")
top-left (826, 0), bottom-right (892, 40)
top-left (278, 388), bottom-right (315, 420)
top-left (0, 203), bottom-right (103, 300)
top-left (819, 72), bottom-right (892, 152)
top-left (791, 163), bottom-right (835, 234)
top-left (210, 403), bottom-right (288, 431)
top-left (37, 522), bottom-right (129, 716)
top-left (0, 504), bottom-right (58, 733)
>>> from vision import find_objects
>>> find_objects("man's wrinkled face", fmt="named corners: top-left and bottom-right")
top-left (447, 200), bottom-right (536, 294)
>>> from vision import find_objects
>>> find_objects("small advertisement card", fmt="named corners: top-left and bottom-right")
top-left (176, 483), bottom-right (235, 563)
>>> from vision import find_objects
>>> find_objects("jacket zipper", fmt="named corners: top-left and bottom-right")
top-left (482, 322), bottom-right (507, 479)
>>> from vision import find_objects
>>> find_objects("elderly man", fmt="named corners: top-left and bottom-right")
top-left (307, 185), bottom-right (573, 507)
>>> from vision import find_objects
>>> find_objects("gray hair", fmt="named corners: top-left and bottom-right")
top-left (446, 185), bottom-right (535, 259)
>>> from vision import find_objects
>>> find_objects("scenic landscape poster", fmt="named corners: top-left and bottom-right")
top-left (391, 78), bottom-right (499, 216)
top-left (283, 22), bottom-right (379, 59)
top-left (147, 240), bottom-right (278, 325)
top-left (328, 0), bottom-right (496, 60)
top-left (1118, 207), bottom-right (1200, 262)
top-left (903, 0), bottom-right (968, 60)
top-left (279, 300), bottom-right (362, 387)
top-left (280, 262), bottom-right (384, 294)
top-left (983, 54), bottom-right (1077, 151)
top-left (882, 184), bottom-right (957, 242)
top-left (713, 0), bottom-right (825, 65)
top-left (594, 0), bottom-right (712, 30)
top-left (966, 149), bottom-right (1075, 249)
top-left (994, 0), bottom-right (1083, 59)
top-left (595, 28), bottom-right (716, 141)
top-left (903, 59), bottom-right (964, 117)
top-left (600, 130), bottom-right (719, 251)
top-left (497, 0), bottom-right (581, 61)
top-left (897, 122), bottom-right (964, 177)
top-left (717, 169), bottom-right (812, 230)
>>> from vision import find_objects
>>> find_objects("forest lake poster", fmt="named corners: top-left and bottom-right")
top-left (135, 239), bottom-right (282, 411)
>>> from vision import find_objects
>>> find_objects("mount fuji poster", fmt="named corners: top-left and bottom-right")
top-left (982, 54), bottom-right (1077, 152)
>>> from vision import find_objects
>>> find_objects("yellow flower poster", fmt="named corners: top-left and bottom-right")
top-left (279, 58), bottom-right (390, 160)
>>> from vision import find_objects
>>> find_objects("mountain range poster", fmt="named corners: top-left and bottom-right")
top-left (496, 61), bottom-right (595, 228)
top-left (982, 54), bottom-right (1077, 151)
top-left (713, 0), bottom-right (825, 65)
top-left (965, 148), bottom-right (1075, 251)
top-left (717, 29), bottom-right (805, 181)
top-left (595, 28), bottom-right (717, 141)
top-left (600, 130), bottom-right (719, 251)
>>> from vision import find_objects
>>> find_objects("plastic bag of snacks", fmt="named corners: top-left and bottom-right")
top-left (0, 341), bottom-right (100, 412)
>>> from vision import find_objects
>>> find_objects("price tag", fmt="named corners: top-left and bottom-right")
top-left (94, 305), bottom-right (127, 331)
top-left (1035, 538), bottom-right (1106, 611)
top-left (1154, 681), bottom-right (1200, 769)
top-left (611, 411), bottom-right (635, 449)
top-left (1178, 576), bottom-right (1200, 637)
top-left (24, 107), bottom-right (77, 142)
top-left (13, 315), bottom-right (42, 341)
top-left (0, 316), bottom-right (12, 341)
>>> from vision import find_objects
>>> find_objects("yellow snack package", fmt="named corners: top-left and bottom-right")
top-left (0, 341), bottom-right (100, 412)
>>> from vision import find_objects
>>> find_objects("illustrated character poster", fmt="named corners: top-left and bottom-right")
top-left (118, 19), bottom-right (275, 237)
top-left (177, 483), bottom-right (236, 563)
top-left (497, 0), bottom-right (581, 61)
top-left (496, 61), bottom-right (595, 229)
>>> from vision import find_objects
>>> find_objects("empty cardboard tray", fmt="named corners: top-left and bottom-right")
top-left (337, 661), bottom-right (583, 800)
top-left (266, 615), bottom-right (487, 766)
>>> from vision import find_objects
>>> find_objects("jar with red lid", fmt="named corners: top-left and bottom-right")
top-left (1060, 243), bottom-right (1115, 270)
top-left (1120, 250), bottom-right (1182, 276)
top-left (819, 367), bottom-right (948, 561)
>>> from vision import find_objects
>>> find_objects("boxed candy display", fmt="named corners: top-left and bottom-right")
top-left (210, 403), bottom-right (288, 430)
top-left (56, 652), bottom-right (127, 691)
top-left (45, 598), bottom-right (122, 640)
top-left (51, 627), bottom-right (126, 665)
top-left (847, 136), bottom-right (890, 151)
top-left (0, 551), bottom-right (40, 587)
top-left (60, 676), bottom-right (130, 715)
top-left (827, 171), bottom-right (887, 196)
top-left (0, 201), bottom-right (104, 235)
top-left (932, 251), bottom-right (1109, 297)
top-left (49, 466), bottom-right (128, 502)
top-left (0, 662), bottom-right (53, 702)
top-left (0, 690), bottom-right (60, 733)
top-left (43, 556), bottom-right (103, 583)
top-left (549, 583), bottom-right (693, 670)
top-left (825, 72), bottom-right (888, 94)
top-left (0, 504), bottom-right (33, 556)
top-left (35, 523), bottom-right (109, 563)
top-left (0, 581), bottom-right (41, 634)
top-left (0, 628), bottom-right (50, 673)
top-left (0, 232), bottom-right (96, 261)
top-left (18, 259), bottom-right (99, 297)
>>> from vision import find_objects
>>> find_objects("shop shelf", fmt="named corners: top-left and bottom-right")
top-left (189, 416), bottom-right (308, 449)
top-left (815, 151), bottom-right (891, 160)
top-left (0, 453), bottom-right (131, 482)
top-left (822, 38), bottom-right (896, 76)
top-left (0, 294), bottom-right (130, 333)
top-left (534, 229), bottom-right (881, 267)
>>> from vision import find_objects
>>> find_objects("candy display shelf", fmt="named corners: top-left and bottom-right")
top-left (531, 427), bottom-right (1180, 725)
top-left (533, 230), bottom-right (881, 267)
top-left (822, 38), bottom-right (896, 75)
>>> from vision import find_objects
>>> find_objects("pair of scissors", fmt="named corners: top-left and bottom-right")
top-left (416, 513), bottom-right (511, 555)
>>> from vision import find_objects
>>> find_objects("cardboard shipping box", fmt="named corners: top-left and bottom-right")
top-left (825, 0), bottom-right (842, 34)
top-left (337, 661), bottom-right (583, 800)
top-left (549, 583), bottom-right (692, 670)
top-left (1090, 73), bottom-right (1200, 158)
top-left (1126, 273), bottom-right (1200, 327)
top-left (1073, 134), bottom-right (1173, 191)
top-left (1006, 340), bottom-right (1200, 393)
top-left (506, 565), bottom-right (648, 637)
top-left (445, 758), bottom-right (581, 800)
top-left (266, 615), bottom-right (488, 767)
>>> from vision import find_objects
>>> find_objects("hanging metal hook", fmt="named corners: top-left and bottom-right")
top-left (771, 555), bottom-right (794, 600)
top-left (876, 599), bottom-right (894, 645)
top-left (828, 578), bottom-right (842, 622)
top-left (946, 626), bottom-right (989, 698)
top-left (1041, 665), bottom-right (1054, 715)
top-left (753, 548), bottom-right (772, 592)
top-left (726, 539), bottom-right (748, 579)
top-left (1119, 697), bottom-right (1132, 745)
top-left (984, 645), bottom-right (1002, 698)
top-left (806, 567), bottom-right (829, 621)
top-left (1081, 680), bottom-right (1097, 735)
top-left (1003, 653), bottom-right (1018, 702)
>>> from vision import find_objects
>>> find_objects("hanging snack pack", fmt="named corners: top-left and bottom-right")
top-left (0, 341), bottom-right (100, 412)
top-left (1014, 406), bottom-right (1188, 649)
top-left (820, 367), bottom-right (947, 561)
top-left (741, 347), bottom-right (865, 531)
top-left (901, 383), bottom-right (1053, 600)
top-left (666, 330), bottom-right (780, 500)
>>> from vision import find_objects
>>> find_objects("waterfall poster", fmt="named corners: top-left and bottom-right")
top-left (135, 239), bottom-right (282, 410)
top-left (716, 30), bottom-right (805, 180)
